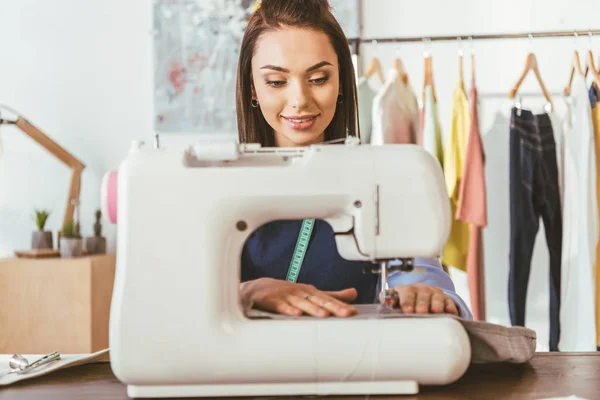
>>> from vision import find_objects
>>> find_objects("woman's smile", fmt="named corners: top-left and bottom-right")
top-left (281, 114), bottom-right (320, 130)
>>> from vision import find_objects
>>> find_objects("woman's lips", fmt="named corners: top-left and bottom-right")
top-left (282, 114), bottom-right (319, 131)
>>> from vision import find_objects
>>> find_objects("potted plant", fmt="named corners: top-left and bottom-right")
top-left (31, 209), bottom-right (53, 249)
top-left (60, 219), bottom-right (82, 257)
top-left (85, 209), bottom-right (106, 255)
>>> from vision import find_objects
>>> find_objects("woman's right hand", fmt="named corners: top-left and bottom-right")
top-left (240, 278), bottom-right (358, 318)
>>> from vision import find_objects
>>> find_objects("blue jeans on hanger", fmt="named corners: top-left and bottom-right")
top-left (508, 107), bottom-right (562, 351)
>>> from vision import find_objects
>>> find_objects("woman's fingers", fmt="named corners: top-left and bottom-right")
top-left (430, 292), bottom-right (446, 313)
top-left (325, 288), bottom-right (358, 303)
top-left (415, 289), bottom-right (433, 313)
top-left (245, 279), bottom-right (361, 318)
top-left (288, 292), bottom-right (357, 318)
top-left (391, 284), bottom-right (458, 315)
top-left (287, 294), bottom-right (330, 318)
top-left (309, 294), bottom-right (357, 317)
top-left (398, 287), bottom-right (417, 313)
top-left (260, 296), bottom-right (303, 317)
top-left (444, 297), bottom-right (459, 315)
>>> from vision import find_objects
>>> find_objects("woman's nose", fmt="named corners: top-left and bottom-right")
top-left (290, 81), bottom-right (310, 109)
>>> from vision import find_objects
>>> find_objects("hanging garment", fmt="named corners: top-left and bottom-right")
top-left (456, 81), bottom-right (488, 321)
top-left (549, 112), bottom-right (565, 213)
top-left (442, 78), bottom-right (471, 273)
top-left (558, 74), bottom-right (597, 352)
top-left (371, 69), bottom-right (419, 145)
top-left (418, 106), bottom-right (425, 146)
top-left (397, 77), bottom-right (419, 143)
top-left (357, 76), bottom-right (377, 144)
top-left (421, 84), bottom-right (443, 166)
top-left (589, 83), bottom-right (600, 349)
top-left (508, 107), bottom-right (562, 352)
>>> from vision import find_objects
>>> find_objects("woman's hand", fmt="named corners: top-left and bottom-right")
top-left (385, 283), bottom-right (459, 316)
top-left (240, 278), bottom-right (358, 318)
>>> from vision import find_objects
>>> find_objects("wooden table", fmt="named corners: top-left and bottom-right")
top-left (2, 353), bottom-right (598, 399)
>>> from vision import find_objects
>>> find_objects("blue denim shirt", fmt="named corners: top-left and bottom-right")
top-left (241, 219), bottom-right (473, 319)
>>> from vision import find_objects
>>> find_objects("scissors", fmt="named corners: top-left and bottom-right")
top-left (7, 352), bottom-right (61, 375)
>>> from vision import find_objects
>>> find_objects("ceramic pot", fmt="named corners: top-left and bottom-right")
top-left (60, 237), bottom-right (82, 257)
top-left (85, 236), bottom-right (106, 255)
top-left (31, 231), bottom-right (53, 249)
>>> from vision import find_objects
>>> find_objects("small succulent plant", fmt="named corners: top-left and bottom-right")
top-left (93, 209), bottom-right (102, 237)
top-left (34, 209), bottom-right (50, 231)
top-left (62, 219), bottom-right (81, 239)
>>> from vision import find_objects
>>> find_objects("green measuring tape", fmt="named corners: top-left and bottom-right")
top-left (285, 219), bottom-right (315, 283)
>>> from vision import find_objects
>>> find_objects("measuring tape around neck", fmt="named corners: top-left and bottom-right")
top-left (286, 219), bottom-right (315, 283)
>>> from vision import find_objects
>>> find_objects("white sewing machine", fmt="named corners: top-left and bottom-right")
top-left (108, 137), bottom-right (471, 398)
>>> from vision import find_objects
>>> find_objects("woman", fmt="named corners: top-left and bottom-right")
top-left (236, 0), bottom-right (472, 320)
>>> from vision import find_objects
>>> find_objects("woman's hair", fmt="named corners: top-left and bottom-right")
top-left (236, 0), bottom-right (358, 146)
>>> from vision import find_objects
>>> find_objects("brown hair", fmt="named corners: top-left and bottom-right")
top-left (235, 0), bottom-right (358, 146)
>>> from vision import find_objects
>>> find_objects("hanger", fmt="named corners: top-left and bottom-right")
top-left (509, 34), bottom-right (553, 109)
top-left (469, 36), bottom-right (476, 87)
top-left (564, 33), bottom-right (586, 96)
top-left (587, 31), bottom-right (600, 87)
top-left (393, 50), bottom-right (409, 84)
top-left (564, 51), bottom-right (586, 96)
top-left (422, 38), bottom-right (437, 102)
top-left (364, 40), bottom-right (385, 84)
top-left (365, 57), bottom-right (385, 84)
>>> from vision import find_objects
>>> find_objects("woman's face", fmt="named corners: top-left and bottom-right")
top-left (251, 27), bottom-right (340, 147)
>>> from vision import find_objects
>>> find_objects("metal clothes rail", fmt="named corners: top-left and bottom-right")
top-left (347, 29), bottom-right (600, 56)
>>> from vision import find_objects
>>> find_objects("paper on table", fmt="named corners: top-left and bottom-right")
top-left (0, 348), bottom-right (109, 386)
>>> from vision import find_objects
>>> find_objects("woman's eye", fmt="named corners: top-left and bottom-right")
top-left (310, 77), bottom-right (328, 85)
top-left (266, 80), bottom-right (285, 87)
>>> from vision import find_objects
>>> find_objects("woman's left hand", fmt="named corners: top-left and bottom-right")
top-left (385, 283), bottom-right (459, 316)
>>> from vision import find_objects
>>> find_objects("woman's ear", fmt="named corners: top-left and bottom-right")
top-left (250, 73), bottom-right (257, 99)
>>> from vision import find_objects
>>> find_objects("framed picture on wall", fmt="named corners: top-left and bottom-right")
top-left (152, 0), bottom-right (359, 134)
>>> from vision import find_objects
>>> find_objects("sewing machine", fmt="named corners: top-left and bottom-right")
top-left (108, 137), bottom-right (472, 398)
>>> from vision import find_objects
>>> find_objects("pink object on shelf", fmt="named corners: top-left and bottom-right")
top-left (101, 170), bottom-right (118, 224)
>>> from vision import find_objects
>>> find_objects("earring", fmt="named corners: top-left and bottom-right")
top-left (337, 94), bottom-right (343, 104)
top-left (251, 99), bottom-right (259, 108)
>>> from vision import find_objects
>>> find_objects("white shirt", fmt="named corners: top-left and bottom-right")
top-left (559, 74), bottom-right (598, 351)
top-left (356, 77), bottom-right (376, 144)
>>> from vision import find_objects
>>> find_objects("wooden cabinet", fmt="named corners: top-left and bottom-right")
top-left (0, 254), bottom-right (115, 354)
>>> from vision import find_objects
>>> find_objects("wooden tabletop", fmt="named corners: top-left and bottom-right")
top-left (2, 352), bottom-right (598, 399)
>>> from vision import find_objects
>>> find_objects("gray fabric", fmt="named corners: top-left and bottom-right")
top-left (458, 317), bottom-right (536, 364)
top-left (247, 304), bottom-right (536, 364)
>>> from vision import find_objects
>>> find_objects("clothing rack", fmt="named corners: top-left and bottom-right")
top-left (347, 28), bottom-right (600, 56)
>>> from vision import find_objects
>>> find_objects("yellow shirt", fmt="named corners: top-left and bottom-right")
top-left (591, 85), bottom-right (600, 347)
top-left (442, 79), bottom-right (471, 272)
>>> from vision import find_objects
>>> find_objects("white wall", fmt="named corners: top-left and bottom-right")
top-left (361, 0), bottom-right (600, 351)
top-left (1, 0), bottom-right (598, 351)
top-left (0, 0), bottom-right (154, 256)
